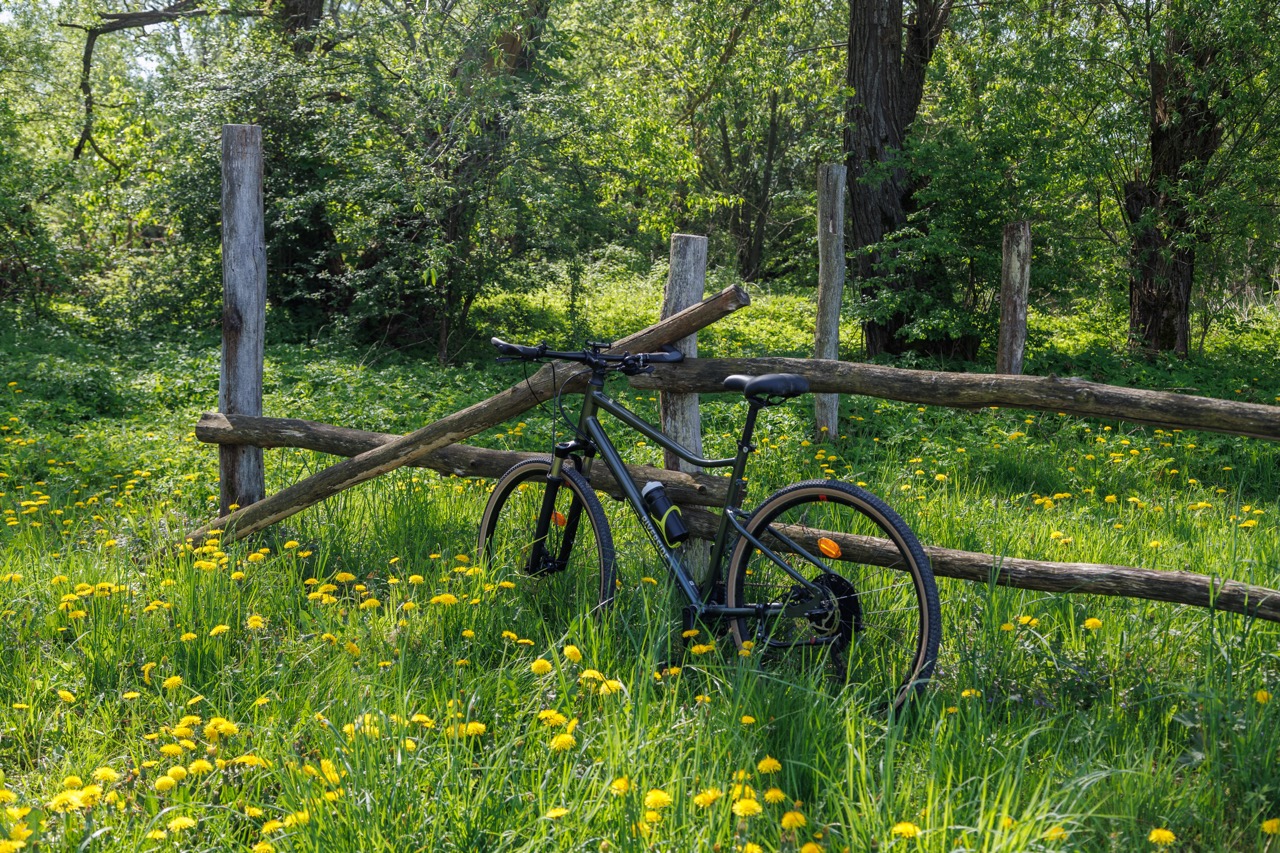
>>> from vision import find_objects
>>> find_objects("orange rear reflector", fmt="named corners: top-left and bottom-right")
top-left (817, 537), bottom-right (842, 559)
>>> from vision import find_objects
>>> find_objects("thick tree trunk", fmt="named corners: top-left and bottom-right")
top-left (1124, 27), bottom-right (1222, 356)
top-left (844, 0), bottom-right (951, 356)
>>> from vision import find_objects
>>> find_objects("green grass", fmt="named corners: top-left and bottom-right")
top-left (1, 275), bottom-right (1279, 851)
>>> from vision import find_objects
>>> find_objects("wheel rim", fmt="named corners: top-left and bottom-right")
top-left (732, 490), bottom-right (929, 709)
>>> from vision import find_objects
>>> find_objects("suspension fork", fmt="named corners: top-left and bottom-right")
top-left (529, 375), bottom-right (603, 574)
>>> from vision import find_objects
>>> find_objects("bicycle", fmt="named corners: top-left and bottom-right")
top-left (478, 338), bottom-right (941, 711)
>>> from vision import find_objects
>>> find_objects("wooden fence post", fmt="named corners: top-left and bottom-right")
top-left (814, 163), bottom-right (846, 440)
top-left (996, 220), bottom-right (1031, 375)
top-left (219, 124), bottom-right (267, 516)
top-left (660, 234), bottom-right (710, 583)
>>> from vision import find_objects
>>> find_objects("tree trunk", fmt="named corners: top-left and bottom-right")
top-left (844, 0), bottom-right (952, 356)
top-left (1124, 25), bottom-right (1223, 356)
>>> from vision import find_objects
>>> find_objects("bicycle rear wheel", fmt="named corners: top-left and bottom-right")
top-left (725, 479), bottom-right (940, 712)
top-left (478, 457), bottom-right (616, 623)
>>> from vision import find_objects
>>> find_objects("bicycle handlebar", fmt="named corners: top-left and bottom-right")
top-left (490, 337), bottom-right (684, 371)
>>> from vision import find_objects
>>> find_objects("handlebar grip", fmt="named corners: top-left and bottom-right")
top-left (646, 344), bottom-right (685, 364)
top-left (491, 337), bottom-right (541, 359)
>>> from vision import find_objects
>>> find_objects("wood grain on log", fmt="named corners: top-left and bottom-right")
top-left (194, 412), bottom-right (731, 508)
top-left (632, 357), bottom-right (1280, 441)
top-left (181, 284), bottom-right (750, 546)
top-left (680, 508), bottom-right (1280, 624)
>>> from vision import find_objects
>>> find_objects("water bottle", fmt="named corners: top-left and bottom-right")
top-left (641, 481), bottom-right (689, 547)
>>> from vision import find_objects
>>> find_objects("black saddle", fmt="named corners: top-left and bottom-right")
top-left (723, 373), bottom-right (810, 405)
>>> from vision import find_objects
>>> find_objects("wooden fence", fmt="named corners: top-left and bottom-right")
top-left (199, 128), bottom-right (1280, 625)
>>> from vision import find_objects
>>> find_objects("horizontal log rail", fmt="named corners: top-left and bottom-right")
top-left (630, 357), bottom-right (1280, 441)
top-left (680, 509), bottom-right (1280, 625)
top-left (179, 284), bottom-right (751, 547)
top-left (197, 413), bottom-right (1280, 625)
top-left (195, 412), bottom-right (731, 508)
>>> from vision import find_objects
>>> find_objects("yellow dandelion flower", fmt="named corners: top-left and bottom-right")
top-left (166, 766), bottom-right (188, 782)
top-left (732, 798), bottom-right (763, 818)
top-left (643, 789), bottom-right (673, 810)
top-left (549, 733), bottom-right (576, 752)
top-left (92, 767), bottom-right (120, 784)
top-left (1256, 689), bottom-right (1272, 705)
top-left (430, 593), bottom-right (459, 605)
top-left (610, 777), bottom-right (630, 796)
top-left (741, 715), bottom-right (756, 725)
top-left (57, 689), bottom-right (76, 703)
top-left (764, 787), bottom-right (786, 804)
top-left (545, 806), bottom-right (570, 819)
top-left (539, 709), bottom-right (568, 727)
top-left (563, 645), bottom-right (582, 663)
top-left (531, 658), bottom-right (553, 675)
top-left (1083, 617), bottom-right (1102, 630)
top-left (1044, 825), bottom-right (1068, 841)
top-left (692, 787), bottom-right (723, 808)
top-left (188, 759), bottom-right (213, 775)
top-left (781, 810), bottom-right (807, 829)
top-left (1263, 818), bottom-right (1280, 834)
top-left (891, 821), bottom-right (920, 838)
top-left (163, 675), bottom-right (183, 690)
top-left (757, 755), bottom-right (781, 774)
top-left (246, 614), bottom-right (265, 630)
top-left (1148, 828), bottom-right (1175, 846)
top-left (154, 776), bottom-right (176, 793)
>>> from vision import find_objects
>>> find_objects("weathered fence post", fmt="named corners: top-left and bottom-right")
top-left (660, 234), bottom-right (710, 582)
top-left (814, 163), bottom-right (846, 440)
top-left (996, 220), bottom-right (1031, 375)
top-left (219, 124), bottom-right (267, 515)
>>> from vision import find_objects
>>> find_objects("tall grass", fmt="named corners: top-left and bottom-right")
top-left (1, 275), bottom-right (1278, 851)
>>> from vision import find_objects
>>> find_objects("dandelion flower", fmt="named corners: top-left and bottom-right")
top-left (1148, 828), bottom-right (1176, 846)
top-left (781, 811), bottom-right (807, 829)
top-left (1083, 618), bottom-right (1102, 630)
top-left (732, 798), bottom-right (763, 818)
top-left (545, 807), bottom-right (570, 819)
top-left (1000, 816), bottom-right (1016, 829)
top-left (210, 624), bottom-right (230, 636)
top-left (800, 844), bottom-right (823, 853)
top-left (246, 614), bottom-right (265, 630)
top-left (57, 689), bottom-right (76, 703)
top-left (891, 822), bottom-right (920, 838)
top-left (1044, 825), bottom-right (1068, 841)
top-left (166, 766), bottom-right (188, 782)
top-left (429, 593), bottom-right (459, 605)
top-left (643, 789), bottom-right (673, 810)
top-left (530, 659), bottom-right (553, 676)
top-left (92, 767), bottom-right (120, 783)
top-left (167, 815), bottom-right (197, 833)
top-left (690, 643), bottom-right (716, 655)
top-left (252, 843), bottom-right (276, 853)
top-left (757, 755), bottom-right (781, 774)
top-left (188, 759), bottom-right (213, 775)
top-left (692, 787), bottom-right (723, 808)
top-left (549, 733), bottom-right (576, 752)
top-left (1263, 818), bottom-right (1280, 834)
top-left (764, 787), bottom-right (786, 804)
top-left (741, 715), bottom-right (756, 725)
top-left (563, 645), bottom-right (582, 663)
top-left (154, 776), bottom-right (176, 793)
top-left (163, 675), bottom-right (183, 690)
top-left (610, 777), bottom-right (630, 796)
top-left (1256, 689), bottom-right (1272, 705)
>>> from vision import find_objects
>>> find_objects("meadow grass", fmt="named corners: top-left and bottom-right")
top-left (1, 273), bottom-right (1278, 851)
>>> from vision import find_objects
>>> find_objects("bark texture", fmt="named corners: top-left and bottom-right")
top-left (844, 0), bottom-right (952, 355)
top-left (632, 357), bottom-right (1280, 441)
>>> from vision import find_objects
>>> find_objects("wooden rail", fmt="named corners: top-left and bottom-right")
top-left (629, 357), bottom-right (1280, 441)
top-left (179, 285), bottom-right (751, 546)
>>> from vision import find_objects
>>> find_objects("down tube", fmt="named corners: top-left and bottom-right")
top-left (584, 416), bottom-right (703, 607)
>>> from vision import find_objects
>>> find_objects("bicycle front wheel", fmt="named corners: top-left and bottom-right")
top-left (478, 457), bottom-right (617, 624)
top-left (725, 479), bottom-right (940, 712)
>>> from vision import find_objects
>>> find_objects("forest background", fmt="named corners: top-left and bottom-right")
top-left (3, 0), bottom-right (1279, 358)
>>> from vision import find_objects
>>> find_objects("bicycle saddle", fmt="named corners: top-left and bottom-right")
top-left (723, 373), bottom-right (810, 404)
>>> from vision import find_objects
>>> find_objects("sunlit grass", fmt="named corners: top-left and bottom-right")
top-left (1, 285), bottom-right (1278, 850)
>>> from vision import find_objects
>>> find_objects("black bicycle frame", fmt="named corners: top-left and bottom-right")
top-left (537, 372), bottom-right (824, 621)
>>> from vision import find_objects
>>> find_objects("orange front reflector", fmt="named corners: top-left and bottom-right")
top-left (817, 537), bottom-right (842, 559)
top-left (552, 511), bottom-right (567, 528)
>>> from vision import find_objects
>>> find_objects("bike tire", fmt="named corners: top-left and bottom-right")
top-left (478, 457), bottom-right (617, 620)
top-left (724, 479), bottom-right (941, 713)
